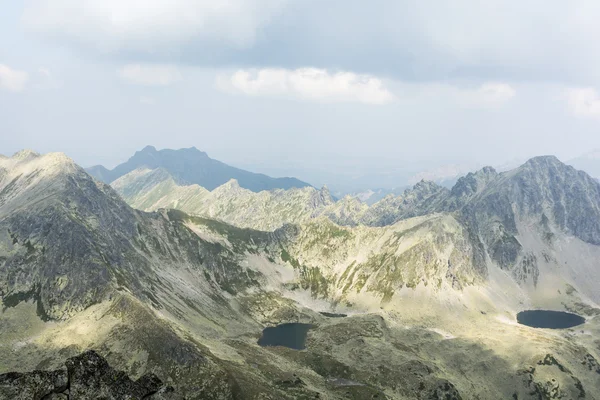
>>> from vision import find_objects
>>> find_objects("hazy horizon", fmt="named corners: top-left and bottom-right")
top-left (3, 1), bottom-right (600, 190)
top-left (2, 144), bottom-right (598, 195)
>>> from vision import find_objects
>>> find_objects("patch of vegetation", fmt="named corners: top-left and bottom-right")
top-left (2, 288), bottom-right (37, 309)
top-left (281, 248), bottom-right (300, 268)
top-left (2, 285), bottom-right (51, 322)
top-left (299, 266), bottom-right (330, 298)
top-left (302, 221), bottom-right (353, 252)
top-left (8, 229), bottom-right (18, 245)
top-left (168, 209), bottom-right (271, 251)
top-left (24, 239), bottom-right (36, 255)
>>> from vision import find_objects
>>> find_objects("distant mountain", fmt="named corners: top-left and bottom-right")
top-left (407, 163), bottom-right (481, 187)
top-left (347, 187), bottom-right (408, 205)
top-left (86, 145), bottom-right (312, 192)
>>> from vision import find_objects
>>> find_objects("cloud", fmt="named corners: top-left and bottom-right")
top-left (118, 64), bottom-right (182, 86)
top-left (222, 68), bottom-right (395, 104)
top-left (566, 88), bottom-right (600, 117)
top-left (19, 0), bottom-right (600, 86)
top-left (22, 0), bottom-right (287, 50)
top-left (0, 64), bottom-right (29, 92)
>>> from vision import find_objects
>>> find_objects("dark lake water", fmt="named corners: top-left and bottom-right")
top-left (257, 323), bottom-right (315, 350)
top-left (319, 311), bottom-right (347, 318)
top-left (517, 310), bottom-right (585, 329)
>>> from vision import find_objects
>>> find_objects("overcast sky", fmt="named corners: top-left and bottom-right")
top-left (2, 0), bottom-right (600, 190)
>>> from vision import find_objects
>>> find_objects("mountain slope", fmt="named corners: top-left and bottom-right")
top-left (0, 151), bottom-right (269, 398)
top-left (112, 167), bottom-right (334, 231)
top-left (111, 156), bottom-right (600, 303)
top-left (3, 150), bottom-right (600, 399)
top-left (86, 146), bottom-right (312, 192)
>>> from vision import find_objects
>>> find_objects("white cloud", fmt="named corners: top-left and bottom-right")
top-left (566, 87), bottom-right (600, 117)
top-left (20, 0), bottom-right (600, 87)
top-left (22, 0), bottom-right (287, 51)
top-left (0, 64), bottom-right (29, 92)
top-left (223, 68), bottom-right (395, 105)
top-left (118, 64), bottom-right (182, 86)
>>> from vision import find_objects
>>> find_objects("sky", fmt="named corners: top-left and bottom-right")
top-left (2, 0), bottom-right (600, 191)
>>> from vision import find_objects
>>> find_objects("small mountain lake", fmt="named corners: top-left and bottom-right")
top-left (319, 311), bottom-right (347, 318)
top-left (517, 310), bottom-right (585, 329)
top-left (257, 323), bottom-right (315, 350)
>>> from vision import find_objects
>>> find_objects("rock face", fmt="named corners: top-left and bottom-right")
top-left (113, 154), bottom-right (600, 302)
top-left (3, 150), bottom-right (600, 400)
top-left (0, 151), bottom-right (258, 320)
top-left (112, 168), bottom-right (334, 231)
top-left (0, 350), bottom-right (179, 400)
top-left (0, 151), bottom-right (256, 399)
top-left (86, 146), bottom-right (311, 192)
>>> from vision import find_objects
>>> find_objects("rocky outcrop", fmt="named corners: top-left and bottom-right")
top-left (514, 354), bottom-right (588, 400)
top-left (112, 168), bottom-right (334, 231)
top-left (358, 180), bottom-right (449, 227)
top-left (0, 350), bottom-right (180, 400)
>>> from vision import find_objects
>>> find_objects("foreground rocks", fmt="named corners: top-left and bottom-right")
top-left (0, 350), bottom-right (181, 400)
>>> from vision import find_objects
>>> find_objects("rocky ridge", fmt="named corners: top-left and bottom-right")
top-left (113, 155), bottom-right (600, 303)
top-left (0, 350), bottom-right (180, 400)
top-left (2, 151), bottom-right (600, 399)
top-left (112, 167), bottom-right (334, 231)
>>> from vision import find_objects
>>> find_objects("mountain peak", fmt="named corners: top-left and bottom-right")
top-left (523, 155), bottom-right (562, 168)
top-left (86, 147), bottom-right (312, 191)
top-left (141, 145), bottom-right (157, 153)
top-left (12, 149), bottom-right (40, 160)
top-left (408, 180), bottom-right (444, 196)
top-left (478, 166), bottom-right (497, 175)
top-left (217, 179), bottom-right (242, 191)
top-left (450, 166), bottom-right (498, 198)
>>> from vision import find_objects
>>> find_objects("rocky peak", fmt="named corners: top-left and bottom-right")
top-left (522, 155), bottom-right (562, 168)
top-left (315, 185), bottom-right (334, 205)
top-left (215, 178), bottom-right (242, 192)
top-left (11, 149), bottom-right (40, 161)
top-left (409, 180), bottom-right (445, 196)
top-left (0, 350), bottom-right (179, 399)
top-left (140, 145), bottom-right (157, 153)
top-left (450, 166), bottom-right (498, 199)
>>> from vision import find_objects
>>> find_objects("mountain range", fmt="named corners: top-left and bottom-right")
top-left (1, 148), bottom-right (600, 399)
top-left (86, 145), bottom-right (312, 192)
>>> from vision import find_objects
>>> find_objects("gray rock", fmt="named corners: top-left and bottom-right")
top-left (0, 350), bottom-right (179, 400)
top-left (0, 369), bottom-right (67, 400)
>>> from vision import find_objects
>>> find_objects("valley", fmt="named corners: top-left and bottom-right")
top-left (1, 148), bottom-right (600, 399)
